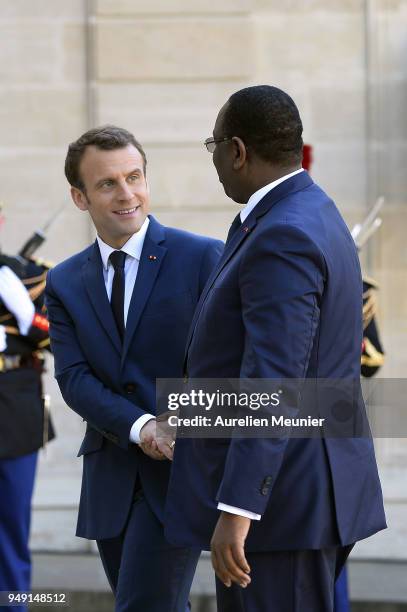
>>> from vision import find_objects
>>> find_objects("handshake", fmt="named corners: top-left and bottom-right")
top-left (139, 417), bottom-right (175, 462)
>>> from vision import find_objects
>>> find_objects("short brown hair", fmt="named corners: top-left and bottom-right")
top-left (65, 125), bottom-right (147, 190)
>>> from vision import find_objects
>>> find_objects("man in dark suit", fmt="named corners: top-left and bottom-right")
top-left (45, 125), bottom-right (223, 611)
top-left (165, 86), bottom-right (386, 611)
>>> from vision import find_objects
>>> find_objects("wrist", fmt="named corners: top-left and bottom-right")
top-left (139, 418), bottom-right (156, 443)
top-left (130, 414), bottom-right (155, 444)
top-left (221, 511), bottom-right (251, 523)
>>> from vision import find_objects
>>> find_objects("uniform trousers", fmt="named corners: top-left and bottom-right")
top-left (97, 490), bottom-right (201, 612)
top-left (215, 544), bottom-right (353, 612)
top-left (334, 566), bottom-right (350, 612)
top-left (0, 451), bottom-right (38, 612)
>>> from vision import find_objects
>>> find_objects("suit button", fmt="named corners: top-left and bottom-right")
top-left (125, 383), bottom-right (136, 394)
top-left (260, 476), bottom-right (272, 495)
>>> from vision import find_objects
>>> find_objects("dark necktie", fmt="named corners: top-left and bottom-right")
top-left (109, 250), bottom-right (127, 341)
top-left (226, 213), bottom-right (242, 244)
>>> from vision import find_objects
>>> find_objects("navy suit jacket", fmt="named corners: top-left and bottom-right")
top-left (165, 172), bottom-right (386, 552)
top-left (45, 215), bottom-right (223, 540)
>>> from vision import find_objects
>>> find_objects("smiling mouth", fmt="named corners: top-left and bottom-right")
top-left (113, 206), bottom-right (139, 216)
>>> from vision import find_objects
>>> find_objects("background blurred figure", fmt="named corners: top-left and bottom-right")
top-left (0, 208), bottom-right (54, 612)
top-left (361, 277), bottom-right (385, 378)
top-left (303, 144), bottom-right (385, 612)
top-left (302, 145), bottom-right (385, 381)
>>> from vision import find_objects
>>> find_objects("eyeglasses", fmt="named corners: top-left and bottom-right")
top-left (204, 137), bottom-right (231, 154)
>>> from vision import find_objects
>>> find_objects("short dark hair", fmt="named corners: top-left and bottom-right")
top-left (65, 125), bottom-right (147, 190)
top-left (221, 85), bottom-right (303, 166)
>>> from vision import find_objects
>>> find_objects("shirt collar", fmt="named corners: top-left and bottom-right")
top-left (240, 168), bottom-right (304, 223)
top-left (97, 216), bottom-right (150, 271)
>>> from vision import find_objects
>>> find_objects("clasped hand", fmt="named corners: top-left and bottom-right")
top-left (139, 418), bottom-right (174, 461)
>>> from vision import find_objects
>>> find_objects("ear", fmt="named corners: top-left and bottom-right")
top-left (231, 136), bottom-right (247, 170)
top-left (71, 186), bottom-right (89, 211)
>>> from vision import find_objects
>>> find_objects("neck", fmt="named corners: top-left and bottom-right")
top-left (98, 233), bottom-right (134, 250)
top-left (240, 164), bottom-right (302, 204)
top-left (254, 165), bottom-right (301, 192)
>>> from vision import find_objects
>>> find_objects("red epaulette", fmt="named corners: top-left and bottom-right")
top-left (32, 313), bottom-right (49, 332)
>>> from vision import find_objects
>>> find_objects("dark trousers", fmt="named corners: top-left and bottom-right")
top-left (0, 451), bottom-right (38, 612)
top-left (97, 492), bottom-right (201, 612)
top-left (216, 545), bottom-right (353, 612)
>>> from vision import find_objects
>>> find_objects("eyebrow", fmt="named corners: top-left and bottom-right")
top-left (95, 167), bottom-right (143, 189)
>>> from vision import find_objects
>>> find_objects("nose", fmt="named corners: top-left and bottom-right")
top-left (117, 180), bottom-right (134, 202)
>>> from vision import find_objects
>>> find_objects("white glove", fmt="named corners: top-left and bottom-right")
top-left (0, 325), bottom-right (6, 351)
top-left (0, 266), bottom-right (35, 335)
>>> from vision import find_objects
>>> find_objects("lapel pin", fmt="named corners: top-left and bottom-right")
top-left (148, 255), bottom-right (157, 261)
top-left (243, 226), bottom-right (250, 233)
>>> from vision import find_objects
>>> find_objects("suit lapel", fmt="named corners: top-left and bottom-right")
top-left (183, 217), bottom-right (256, 363)
top-left (184, 171), bottom-right (314, 363)
top-left (82, 241), bottom-right (122, 355)
top-left (121, 217), bottom-right (167, 364)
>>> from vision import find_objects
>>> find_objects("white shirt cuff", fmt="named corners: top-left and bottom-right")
top-left (217, 502), bottom-right (261, 521)
top-left (130, 414), bottom-right (156, 444)
top-left (16, 301), bottom-right (35, 335)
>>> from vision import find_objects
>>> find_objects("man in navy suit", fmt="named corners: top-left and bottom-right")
top-left (45, 125), bottom-right (223, 611)
top-left (165, 86), bottom-right (386, 611)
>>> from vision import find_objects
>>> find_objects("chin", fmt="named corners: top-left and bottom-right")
top-left (223, 186), bottom-right (240, 204)
top-left (221, 183), bottom-right (231, 198)
top-left (130, 213), bottom-right (147, 232)
top-left (220, 181), bottom-right (238, 203)
top-left (227, 185), bottom-right (246, 204)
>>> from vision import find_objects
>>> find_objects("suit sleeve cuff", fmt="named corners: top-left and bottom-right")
top-left (217, 502), bottom-right (261, 521)
top-left (130, 414), bottom-right (156, 444)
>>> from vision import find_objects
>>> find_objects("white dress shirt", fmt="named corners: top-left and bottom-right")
top-left (97, 217), bottom-right (155, 444)
top-left (217, 168), bottom-right (304, 522)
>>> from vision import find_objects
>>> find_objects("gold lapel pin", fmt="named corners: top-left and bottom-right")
top-left (149, 255), bottom-right (157, 261)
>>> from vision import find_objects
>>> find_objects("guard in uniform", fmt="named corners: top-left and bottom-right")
top-left (333, 275), bottom-right (385, 612)
top-left (362, 276), bottom-right (385, 377)
top-left (303, 145), bottom-right (385, 380)
top-left (0, 250), bottom-right (54, 611)
top-left (302, 145), bottom-right (385, 612)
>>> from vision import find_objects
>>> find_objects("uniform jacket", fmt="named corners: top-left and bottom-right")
top-left (0, 254), bottom-right (53, 459)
